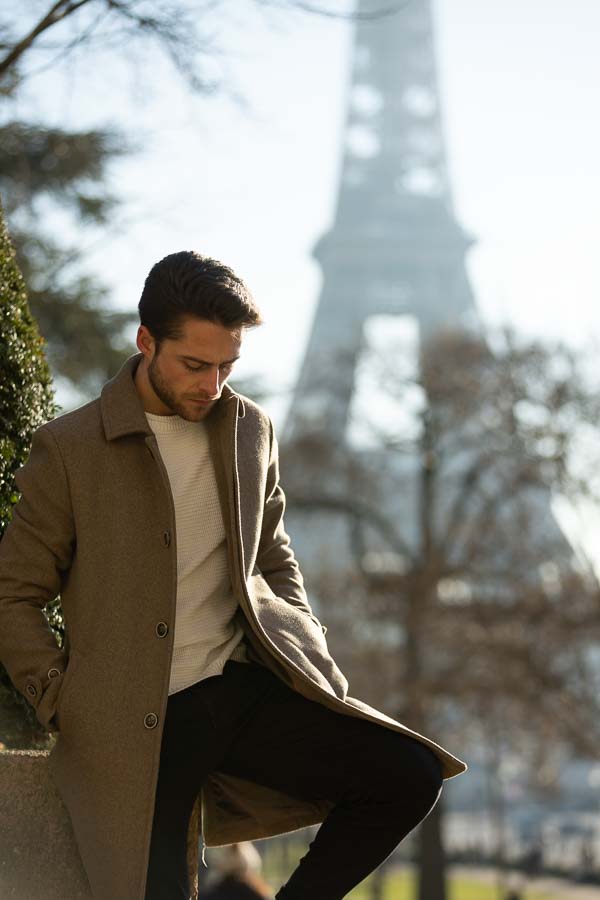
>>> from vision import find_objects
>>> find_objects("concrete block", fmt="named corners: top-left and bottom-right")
top-left (0, 749), bottom-right (91, 899)
top-left (0, 749), bottom-right (200, 900)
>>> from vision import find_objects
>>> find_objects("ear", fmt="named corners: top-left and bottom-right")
top-left (136, 325), bottom-right (155, 357)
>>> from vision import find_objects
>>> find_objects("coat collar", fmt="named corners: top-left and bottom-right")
top-left (100, 351), bottom-right (245, 442)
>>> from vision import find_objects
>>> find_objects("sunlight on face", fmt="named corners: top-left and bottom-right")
top-left (137, 316), bottom-right (243, 421)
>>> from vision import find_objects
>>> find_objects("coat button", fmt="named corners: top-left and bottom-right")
top-left (26, 684), bottom-right (37, 697)
top-left (162, 530), bottom-right (171, 547)
top-left (155, 622), bottom-right (168, 638)
top-left (144, 713), bottom-right (158, 729)
top-left (47, 667), bottom-right (61, 679)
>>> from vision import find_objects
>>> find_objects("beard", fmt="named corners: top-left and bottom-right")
top-left (147, 353), bottom-right (215, 421)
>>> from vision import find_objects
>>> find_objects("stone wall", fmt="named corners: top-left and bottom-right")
top-left (0, 749), bottom-right (199, 900)
top-left (0, 750), bottom-right (91, 899)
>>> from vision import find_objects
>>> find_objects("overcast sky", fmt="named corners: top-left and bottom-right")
top-left (6, 0), bottom-right (600, 565)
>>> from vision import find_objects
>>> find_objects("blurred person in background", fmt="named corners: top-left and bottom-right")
top-left (203, 842), bottom-right (272, 900)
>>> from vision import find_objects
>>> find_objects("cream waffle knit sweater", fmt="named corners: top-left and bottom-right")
top-left (145, 411), bottom-right (249, 695)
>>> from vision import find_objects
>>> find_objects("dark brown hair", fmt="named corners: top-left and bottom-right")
top-left (138, 251), bottom-right (263, 351)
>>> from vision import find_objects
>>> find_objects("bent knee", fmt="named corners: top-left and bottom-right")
top-left (384, 736), bottom-right (443, 813)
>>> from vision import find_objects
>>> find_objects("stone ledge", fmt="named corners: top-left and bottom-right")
top-left (0, 749), bottom-right (199, 900)
top-left (0, 749), bottom-right (91, 899)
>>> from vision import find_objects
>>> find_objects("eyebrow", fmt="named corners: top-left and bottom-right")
top-left (178, 354), bottom-right (241, 366)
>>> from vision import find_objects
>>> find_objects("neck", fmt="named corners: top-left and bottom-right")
top-left (134, 355), bottom-right (171, 416)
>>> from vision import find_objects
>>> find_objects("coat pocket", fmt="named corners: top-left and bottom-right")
top-left (247, 573), bottom-right (348, 700)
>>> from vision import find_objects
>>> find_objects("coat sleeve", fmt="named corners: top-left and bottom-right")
top-left (0, 424), bottom-right (73, 732)
top-left (255, 417), bottom-right (327, 636)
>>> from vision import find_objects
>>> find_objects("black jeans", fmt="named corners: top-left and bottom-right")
top-left (144, 659), bottom-right (443, 900)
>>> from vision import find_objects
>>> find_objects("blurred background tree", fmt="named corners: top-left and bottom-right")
top-left (0, 1), bottom-right (250, 403)
top-left (280, 328), bottom-right (600, 899)
top-left (0, 0), bottom-right (393, 92)
top-left (0, 1), bottom-right (380, 406)
top-left (0, 122), bottom-right (139, 398)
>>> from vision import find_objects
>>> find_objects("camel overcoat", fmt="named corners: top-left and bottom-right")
top-left (0, 351), bottom-right (467, 900)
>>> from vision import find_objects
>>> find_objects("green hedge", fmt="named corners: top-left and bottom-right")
top-left (0, 199), bottom-right (63, 747)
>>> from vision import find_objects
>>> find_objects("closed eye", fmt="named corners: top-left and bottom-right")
top-left (183, 362), bottom-right (234, 373)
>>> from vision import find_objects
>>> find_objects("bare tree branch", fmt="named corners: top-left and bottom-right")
top-left (288, 490), bottom-right (416, 563)
top-left (0, 0), bottom-right (95, 77)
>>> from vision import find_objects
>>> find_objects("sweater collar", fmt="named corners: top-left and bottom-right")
top-left (100, 351), bottom-right (244, 442)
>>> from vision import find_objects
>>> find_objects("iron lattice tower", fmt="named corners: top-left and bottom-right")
top-left (283, 0), bottom-right (479, 446)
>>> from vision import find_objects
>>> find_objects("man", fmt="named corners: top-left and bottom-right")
top-left (0, 251), bottom-right (466, 900)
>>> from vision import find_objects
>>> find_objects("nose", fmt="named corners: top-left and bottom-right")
top-left (197, 367), bottom-right (221, 399)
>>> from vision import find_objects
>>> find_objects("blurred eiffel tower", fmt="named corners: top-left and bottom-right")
top-left (283, 0), bottom-right (479, 448)
top-left (280, 0), bottom-right (570, 578)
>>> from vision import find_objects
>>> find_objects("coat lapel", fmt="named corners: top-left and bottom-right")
top-left (100, 352), bottom-right (152, 441)
top-left (205, 390), bottom-right (243, 585)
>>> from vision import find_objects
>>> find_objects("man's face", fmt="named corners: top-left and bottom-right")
top-left (136, 316), bottom-right (243, 421)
